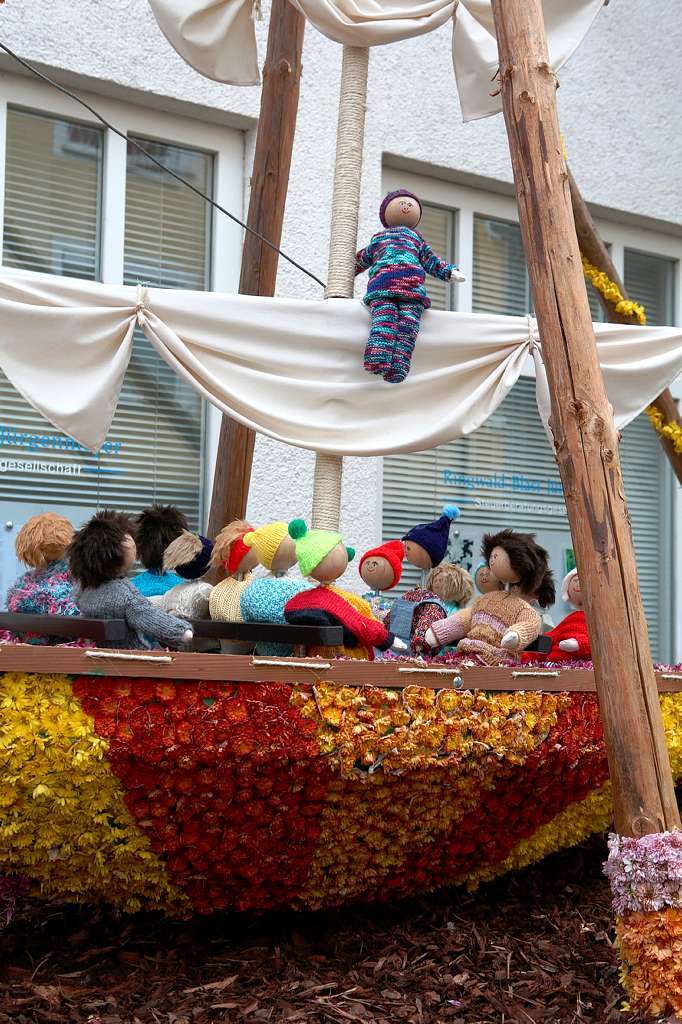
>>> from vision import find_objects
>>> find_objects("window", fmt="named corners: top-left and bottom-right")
top-left (0, 108), bottom-right (218, 529)
top-left (420, 204), bottom-right (456, 310)
top-left (382, 180), bottom-right (677, 660)
top-left (3, 108), bottom-right (103, 279)
top-left (624, 249), bottom-right (676, 326)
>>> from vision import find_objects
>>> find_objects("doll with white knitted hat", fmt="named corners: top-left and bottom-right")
top-left (151, 531), bottom-right (214, 620)
top-left (239, 521), bottom-right (310, 656)
top-left (524, 567), bottom-right (590, 663)
top-left (355, 189), bottom-right (466, 384)
top-left (284, 520), bottom-right (406, 660)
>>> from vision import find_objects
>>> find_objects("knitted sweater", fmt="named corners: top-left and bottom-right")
top-left (430, 590), bottom-right (541, 666)
top-left (153, 579), bottom-right (213, 620)
top-left (209, 573), bottom-right (254, 623)
top-left (524, 610), bottom-right (590, 663)
top-left (75, 577), bottom-right (190, 650)
top-left (285, 585), bottom-right (394, 660)
top-left (240, 576), bottom-right (310, 656)
top-left (385, 587), bottom-right (447, 654)
top-left (133, 569), bottom-right (184, 598)
top-left (355, 226), bottom-right (456, 308)
top-left (6, 559), bottom-right (78, 645)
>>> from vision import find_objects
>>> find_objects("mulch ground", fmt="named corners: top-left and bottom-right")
top-left (0, 835), bottom-right (658, 1024)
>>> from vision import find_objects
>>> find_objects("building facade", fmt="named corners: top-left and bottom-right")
top-left (0, 0), bottom-right (680, 657)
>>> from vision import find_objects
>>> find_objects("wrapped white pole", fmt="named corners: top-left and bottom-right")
top-left (312, 45), bottom-right (369, 530)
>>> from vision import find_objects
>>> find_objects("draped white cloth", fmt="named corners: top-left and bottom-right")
top-left (147, 0), bottom-right (605, 121)
top-left (0, 269), bottom-right (680, 457)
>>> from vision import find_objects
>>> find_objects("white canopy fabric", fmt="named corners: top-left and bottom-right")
top-left (0, 268), bottom-right (680, 457)
top-left (147, 0), bottom-right (605, 121)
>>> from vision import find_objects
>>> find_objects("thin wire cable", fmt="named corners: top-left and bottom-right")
top-left (0, 39), bottom-right (327, 290)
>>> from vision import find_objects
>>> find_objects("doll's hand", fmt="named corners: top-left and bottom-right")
top-left (501, 630), bottom-right (520, 651)
top-left (392, 637), bottom-right (408, 651)
top-left (559, 638), bottom-right (579, 652)
top-left (449, 268), bottom-right (466, 283)
top-left (424, 627), bottom-right (439, 648)
top-left (182, 629), bottom-right (194, 643)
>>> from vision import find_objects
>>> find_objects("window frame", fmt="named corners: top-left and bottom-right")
top-left (0, 70), bottom-right (245, 523)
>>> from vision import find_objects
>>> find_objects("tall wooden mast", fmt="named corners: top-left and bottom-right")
top-left (491, 0), bottom-right (679, 836)
top-left (206, 0), bottom-right (305, 539)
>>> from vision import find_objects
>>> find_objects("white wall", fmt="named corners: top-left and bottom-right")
top-left (1, 0), bottom-right (681, 589)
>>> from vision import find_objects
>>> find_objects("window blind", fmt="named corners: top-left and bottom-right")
top-left (624, 249), bottom-right (676, 326)
top-left (0, 119), bottom-right (212, 530)
top-left (419, 204), bottom-right (454, 310)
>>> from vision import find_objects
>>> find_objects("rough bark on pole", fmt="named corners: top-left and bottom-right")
top-left (491, 0), bottom-right (679, 836)
top-left (206, 0), bottom-right (305, 541)
top-left (568, 168), bottom-right (682, 485)
top-left (311, 45), bottom-right (369, 530)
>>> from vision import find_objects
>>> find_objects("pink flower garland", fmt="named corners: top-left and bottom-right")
top-left (605, 830), bottom-right (682, 915)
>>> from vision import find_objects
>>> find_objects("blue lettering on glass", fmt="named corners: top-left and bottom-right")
top-left (443, 467), bottom-right (563, 497)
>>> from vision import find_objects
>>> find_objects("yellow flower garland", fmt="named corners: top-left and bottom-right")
top-left (646, 405), bottom-right (682, 454)
top-left (581, 256), bottom-right (646, 325)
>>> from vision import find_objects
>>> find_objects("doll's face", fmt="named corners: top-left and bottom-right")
top-left (404, 539), bottom-right (433, 570)
top-left (475, 564), bottom-right (503, 594)
top-left (567, 574), bottom-right (583, 607)
top-left (270, 535), bottom-right (297, 574)
top-left (311, 542), bottom-right (349, 583)
top-left (384, 195), bottom-right (421, 229)
top-left (488, 545), bottom-right (518, 585)
top-left (122, 533), bottom-right (137, 574)
top-left (360, 556), bottom-right (394, 591)
top-left (237, 548), bottom-right (259, 575)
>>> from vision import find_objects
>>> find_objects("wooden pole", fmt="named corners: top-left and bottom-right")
top-left (206, 0), bottom-right (305, 540)
top-left (491, 0), bottom-right (679, 837)
top-left (568, 169), bottom-right (682, 484)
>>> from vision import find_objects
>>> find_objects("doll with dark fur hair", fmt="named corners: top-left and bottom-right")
top-left (68, 510), bottom-right (193, 650)
top-left (5, 512), bottom-right (79, 644)
top-left (133, 504), bottom-right (189, 598)
top-left (424, 530), bottom-right (553, 665)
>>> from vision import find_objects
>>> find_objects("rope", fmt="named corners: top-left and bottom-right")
top-left (0, 39), bottom-right (326, 290)
top-left (312, 46), bottom-right (369, 530)
top-left (312, 452), bottom-right (344, 531)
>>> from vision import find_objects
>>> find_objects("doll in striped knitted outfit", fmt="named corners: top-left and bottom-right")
top-left (355, 189), bottom-right (466, 383)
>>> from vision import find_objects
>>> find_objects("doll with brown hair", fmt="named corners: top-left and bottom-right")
top-left (5, 512), bottom-right (78, 643)
top-left (208, 519), bottom-right (258, 623)
top-left (284, 520), bottom-right (406, 660)
top-left (424, 530), bottom-right (553, 665)
top-left (68, 510), bottom-right (193, 650)
top-left (132, 504), bottom-right (189, 598)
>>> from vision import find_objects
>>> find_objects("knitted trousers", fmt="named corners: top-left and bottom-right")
top-left (364, 300), bottom-right (424, 384)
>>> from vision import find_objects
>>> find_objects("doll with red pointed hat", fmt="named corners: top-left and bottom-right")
top-left (355, 189), bottom-right (466, 384)
top-left (359, 539), bottom-right (404, 616)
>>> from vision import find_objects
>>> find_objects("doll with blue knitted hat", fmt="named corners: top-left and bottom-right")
top-left (284, 520), bottom-right (406, 660)
top-left (355, 189), bottom-right (466, 383)
top-left (402, 505), bottom-right (461, 571)
top-left (151, 530), bottom-right (214, 620)
top-left (239, 521), bottom-right (310, 656)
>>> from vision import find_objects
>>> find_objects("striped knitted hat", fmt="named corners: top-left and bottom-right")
top-left (379, 189), bottom-right (422, 228)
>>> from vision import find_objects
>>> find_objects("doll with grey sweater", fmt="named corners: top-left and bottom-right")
top-left (68, 510), bottom-right (193, 651)
top-left (239, 521), bottom-right (310, 656)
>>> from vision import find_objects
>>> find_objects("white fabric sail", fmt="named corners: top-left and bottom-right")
top-left (0, 268), bottom-right (679, 456)
top-left (147, 0), bottom-right (605, 121)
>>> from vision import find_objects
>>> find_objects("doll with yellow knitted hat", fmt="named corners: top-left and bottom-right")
top-left (283, 519), bottom-right (406, 660)
top-left (239, 521), bottom-right (310, 656)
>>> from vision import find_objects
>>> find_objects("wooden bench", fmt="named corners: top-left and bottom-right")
top-left (0, 611), bottom-right (552, 654)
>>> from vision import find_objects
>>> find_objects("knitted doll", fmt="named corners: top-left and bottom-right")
top-left (384, 585), bottom-right (448, 656)
top-left (6, 512), bottom-right (78, 645)
top-left (427, 563), bottom-right (474, 615)
top-left (403, 505), bottom-right (460, 570)
top-left (208, 519), bottom-right (258, 624)
top-left (68, 510), bottom-right (193, 650)
top-left (424, 530), bottom-right (553, 665)
top-left (133, 504), bottom-right (188, 597)
top-left (359, 539), bottom-right (404, 616)
top-left (239, 521), bottom-right (310, 656)
top-left (525, 568), bottom-right (590, 663)
top-left (152, 531), bottom-right (214, 619)
top-left (355, 189), bottom-right (466, 384)
top-left (283, 519), bottom-right (405, 660)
